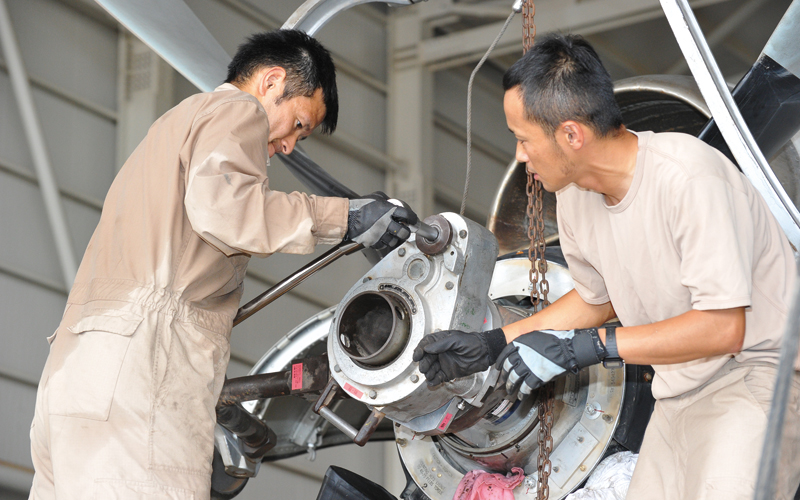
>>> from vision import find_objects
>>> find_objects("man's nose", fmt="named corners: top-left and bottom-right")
top-left (281, 136), bottom-right (298, 155)
top-left (515, 142), bottom-right (529, 163)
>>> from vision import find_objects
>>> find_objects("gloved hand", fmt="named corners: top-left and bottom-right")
top-left (346, 192), bottom-right (418, 251)
top-left (412, 328), bottom-right (507, 386)
top-left (497, 328), bottom-right (608, 399)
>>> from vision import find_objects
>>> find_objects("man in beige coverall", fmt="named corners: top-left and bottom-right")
top-left (414, 33), bottom-right (800, 499)
top-left (28, 30), bottom-right (417, 499)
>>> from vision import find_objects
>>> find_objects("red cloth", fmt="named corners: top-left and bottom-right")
top-left (454, 467), bottom-right (526, 500)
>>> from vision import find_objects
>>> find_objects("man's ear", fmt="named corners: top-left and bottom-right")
top-left (560, 121), bottom-right (585, 151)
top-left (256, 66), bottom-right (287, 98)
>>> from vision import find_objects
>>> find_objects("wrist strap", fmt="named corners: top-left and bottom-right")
top-left (602, 326), bottom-right (623, 369)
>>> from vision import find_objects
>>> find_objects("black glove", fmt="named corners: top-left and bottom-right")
top-left (497, 328), bottom-right (609, 399)
top-left (412, 328), bottom-right (507, 386)
top-left (346, 191), bottom-right (418, 251)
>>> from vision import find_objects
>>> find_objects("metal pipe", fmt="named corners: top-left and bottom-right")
top-left (318, 406), bottom-right (358, 440)
top-left (215, 404), bottom-right (277, 459)
top-left (218, 355), bottom-right (330, 406)
top-left (753, 255), bottom-right (800, 500)
top-left (233, 241), bottom-right (363, 326)
top-left (0, 0), bottom-right (77, 288)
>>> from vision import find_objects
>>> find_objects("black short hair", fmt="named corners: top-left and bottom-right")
top-left (503, 33), bottom-right (623, 138)
top-left (226, 30), bottom-right (338, 134)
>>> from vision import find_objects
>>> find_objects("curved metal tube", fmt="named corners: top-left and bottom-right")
top-left (282, 0), bottom-right (419, 35)
top-left (234, 241), bottom-right (363, 326)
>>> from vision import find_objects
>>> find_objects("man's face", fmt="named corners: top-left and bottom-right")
top-left (504, 87), bottom-right (575, 192)
top-left (259, 86), bottom-right (326, 158)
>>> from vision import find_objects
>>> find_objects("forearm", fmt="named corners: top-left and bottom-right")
top-left (599, 307), bottom-right (745, 365)
top-left (501, 289), bottom-right (615, 342)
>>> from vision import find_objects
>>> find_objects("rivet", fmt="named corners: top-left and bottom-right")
top-left (459, 230), bottom-right (467, 238)
top-left (603, 414), bottom-right (613, 423)
top-left (644, 372), bottom-right (653, 383)
top-left (580, 465), bottom-right (587, 472)
top-left (398, 248), bottom-right (406, 257)
top-left (438, 474), bottom-right (442, 478)
top-left (553, 466), bottom-right (560, 473)
top-left (411, 374), bottom-right (419, 383)
top-left (334, 365), bottom-right (341, 372)
top-left (577, 436), bottom-right (584, 443)
top-left (432, 467), bottom-right (437, 472)
top-left (445, 281), bottom-right (454, 290)
top-left (369, 390), bottom-right (378, 399)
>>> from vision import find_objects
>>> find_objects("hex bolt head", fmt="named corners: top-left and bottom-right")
top-left (445, 281), bottom-right (454, 290)
top-left (459, 230), bottom-right (467, 238)
top-left (602, 414), bottom-right (613, 423)
top-left (369, 390), bottom-right (378, 399)
top-left (398, 248), bottom-right (406, 257)
top-left (334, 365), bottom-right (341, 372)
top-left (410, 374), bottom-right (419, 383)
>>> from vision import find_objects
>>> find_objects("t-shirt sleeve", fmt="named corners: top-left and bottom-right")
top-left (556, 193), bottom-right (610, 305)
top-left (180, 99), bottom-right (348, 257)
top-left (671, 174), bottom-right (753, 310)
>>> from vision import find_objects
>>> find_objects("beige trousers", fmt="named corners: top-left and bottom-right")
top-left (28, 302), bottom-right (231, 500)
top-left (627, 359), bottom-right (800, 500)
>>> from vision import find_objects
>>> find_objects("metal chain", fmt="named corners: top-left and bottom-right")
top-left (523, 3), bottom-right (553, 499)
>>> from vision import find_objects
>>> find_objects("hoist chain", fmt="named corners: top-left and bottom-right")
top-left (522, 2), bottom-right (553, 499)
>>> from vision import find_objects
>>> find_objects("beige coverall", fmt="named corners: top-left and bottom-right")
top-left (28, 83), bottom-right (348, 499)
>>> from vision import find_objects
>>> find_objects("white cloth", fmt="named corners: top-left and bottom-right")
top-left (565, 452), bottom-right (638, 500)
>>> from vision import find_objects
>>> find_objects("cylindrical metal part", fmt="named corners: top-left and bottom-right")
top-left (217, 355), bottom-right (330, 406)
top-left (337, 292), bottom-right (411, 366)
top-left (415, 215), bottom-right (454, 255)
top-left (215, 404), bottom-right (277, 459)
top-left (413, 221), bottom-right (440, 242)
top-left (318, 407), bottom-right (358, 440)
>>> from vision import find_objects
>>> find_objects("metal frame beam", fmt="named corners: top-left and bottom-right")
top-left (0, 0), bottom-right (78, 288)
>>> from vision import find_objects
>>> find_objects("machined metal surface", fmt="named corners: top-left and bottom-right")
top-left (396, 256), bottom-right (625, 500)
top-left (415, 214), bottom-right (453, 256)
top-left (328, 213), bottom-right (499, 428)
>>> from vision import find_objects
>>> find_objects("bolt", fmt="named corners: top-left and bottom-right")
top-left (603, 414), bottom-right (613, 423)
top-left (459, 230), bottom-right (467, 238)
top-left (580, 465), bottom-right (587, 472)
top-left (369, 390), bottom-right (377, 399)
top-left (457, 401), bottom-right (466, 410)
top-left (432, 467), bottom-right (437, 472)
top-left (577, 436), bottom-right (584, 443)
top-left (395, 422), bottom-right (401, 427)
top-left (411, 374), bottom-right (419, 383)
top-left (515, 444), bottom-right (521, 450)
top-left (334, 365), bottom-right (341, 373)
top-left (438, 474), bottom-right (442, 478)
top-left (445, 281), bottom-right (454, 290)
top-left (396, 438), bottom-right (408, 447)
top-left (553, 466), bottom-right (560, 473)
top-left (423, 484), bottom-right (428, 489)
top-left (398, 248), bottom-right (406, 257)
top-left (644, 372), bottom-right (653, 383)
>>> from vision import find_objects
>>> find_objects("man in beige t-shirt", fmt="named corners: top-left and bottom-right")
top-left (28, 30), bottom-right (417, 499)
top-left (414, 33), bottom-right (800, 499)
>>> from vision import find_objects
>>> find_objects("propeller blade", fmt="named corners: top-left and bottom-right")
top-left (94, 0), bottom-right (229, 92)
top-left (698, 1), bottom-right (800, 162)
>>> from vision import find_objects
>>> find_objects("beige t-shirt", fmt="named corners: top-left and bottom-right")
top-left (556, 131), bottom-right (797, 399)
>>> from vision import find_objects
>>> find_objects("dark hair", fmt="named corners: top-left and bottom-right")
top-left (227, 30), bottom-right (338, 134)
top-left (502, 33), bottom-right (623, 138)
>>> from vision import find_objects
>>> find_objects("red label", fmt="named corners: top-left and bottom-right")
top-left (344, 383), bottom-right (364, 399)
top-left (291, 363), bottom-right (303, 391)
top-left (438, 412), bottom-right (454, 431)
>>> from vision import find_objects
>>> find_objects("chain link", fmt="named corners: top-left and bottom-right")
top-left (523, 2), bottom-right (553, 499)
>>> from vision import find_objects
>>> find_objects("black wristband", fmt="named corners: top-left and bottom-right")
top-left (572, 328), bottom-right (607, 368)
top-left (602, 326), bottom-right (623, 368)
top-left (483, 328), bottom-right (508, 362)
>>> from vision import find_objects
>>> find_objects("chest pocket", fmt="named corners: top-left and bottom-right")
top-left (47, 310), bottom-right (143, 421)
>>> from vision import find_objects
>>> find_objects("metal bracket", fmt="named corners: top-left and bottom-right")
top-left (313, 379), bottom-right (386, 446)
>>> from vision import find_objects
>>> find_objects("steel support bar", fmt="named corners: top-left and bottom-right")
top-left (660, 0), bottom-right (800, 249)
top-left (754, 255), bottom-right (800, 500)
top-left (217, 355), bottom-right (330, 406)
top-left (0, 0), bottom-right (78, 288)
top-left (233, 241), bottom-right (363, 326)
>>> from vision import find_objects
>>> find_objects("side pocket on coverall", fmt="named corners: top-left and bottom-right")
top-left (48, 309), bottom-right (143, 421)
